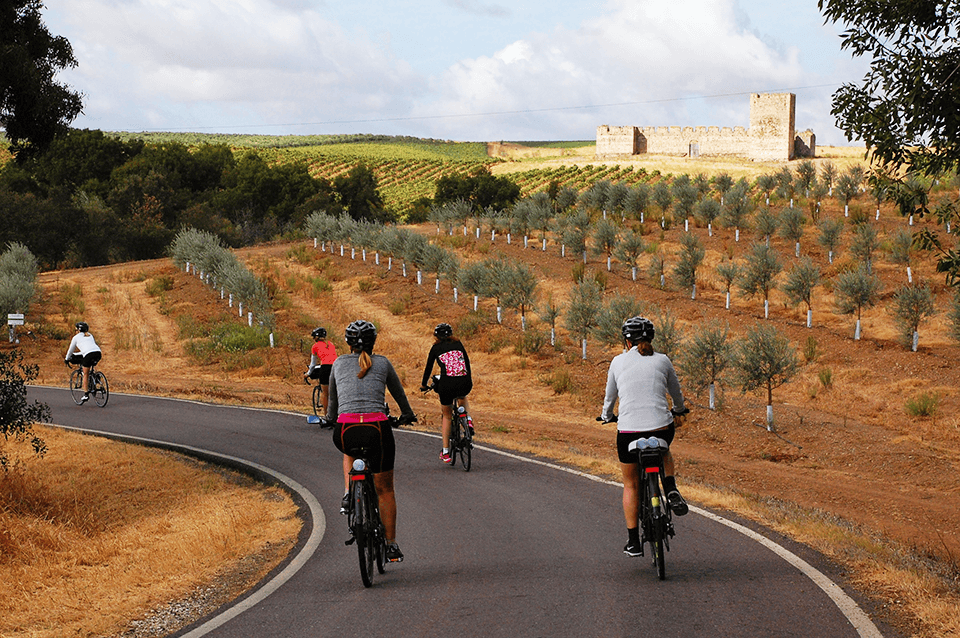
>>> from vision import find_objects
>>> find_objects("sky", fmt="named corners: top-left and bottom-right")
top-left (42, 0), bottom-right (871, 145)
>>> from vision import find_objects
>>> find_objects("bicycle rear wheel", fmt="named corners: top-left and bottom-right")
top-left (457, 416), bottom-right (472, 472)
top-left (93, 371), bottom-right (109, 407)
top-left (312, 384), bottom-right (322, 416)
top-left (353, 481), bottom-right (374, 588)
top-left (648, 474), bottom-right (666, 580)
top-left (69, 369), bottom-right (85, 405)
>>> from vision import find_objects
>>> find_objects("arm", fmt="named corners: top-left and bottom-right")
top-left (64, 334), bottom-right (79, 361)
top-left (420, 345), bottom-right (438, 389)
top-left (386, 361), bottom-right (415, 418)
top-left (462, 344), bottom-right (472, 380)
top-left (665, 359), bottom-right (685, 411)
top-left (600, 364), bottom-right (619, 422)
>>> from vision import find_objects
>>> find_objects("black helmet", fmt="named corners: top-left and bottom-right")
top-left (621, 316), bottom-right (654, 343)
top-left (434, 323), bottom-right (453, 338)
top-left (345, 320), bottom-right (377, 349)
top-left (311, 326), bottom-right (327, 339)
top-left (76, 322), bottom-right (89, 333)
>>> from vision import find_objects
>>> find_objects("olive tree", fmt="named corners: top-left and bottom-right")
top-left (891, 283), bottom-right (936, 351)
top-left (739, 243), bottom-right (782, 319)
top-left (716, 258), bottom-right (741, 310)
top-left (679, 320), bottom-right (731, 410)
top-left (833, 266), bottom-right (883, 340)
top-left (731, 323), bottom-right (799, 432)
top-left (614, 229), bottom-right (646, 281)
top-left (817, 218), bottom-right (844, 264)
top-left (673, 232), bottom-right (705, 299)
top-left (563, 278), bottom-right (603, 359)
top-left (783, 257), bottom-right (821, 328)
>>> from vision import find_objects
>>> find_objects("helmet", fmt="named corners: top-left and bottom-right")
top-left (433, 323), bottom-right (453, 338)
top-left (76, 322), bottom-right (89, 333)
top-left (311, 327), bottom-right (327, 339)
top-left (621, 316), bottom-right (655, 343)
top-left (344, 320), bottom-right (377, 349)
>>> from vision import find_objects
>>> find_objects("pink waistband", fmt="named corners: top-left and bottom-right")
top-left (337, 412), bottom-right (388, 424)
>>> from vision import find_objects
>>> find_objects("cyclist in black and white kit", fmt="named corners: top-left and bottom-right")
top-left (600, 316), bottom-right (689, 557)
top-left (64, 321), bottom-right (102, 405)
top-left (327, 320), bottom-right (416, 563)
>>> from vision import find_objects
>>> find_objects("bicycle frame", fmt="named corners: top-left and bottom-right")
top-left (630, 437), bottom-right (675, 580)
top-left (345, 455), bottom-right (386, 587)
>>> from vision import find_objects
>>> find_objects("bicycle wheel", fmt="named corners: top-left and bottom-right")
top-left (353, 481), bottom-right (374, 588)
top-left (93, 371), bottom-right (109, 407)
top-left (648, 475), bottom-right (666, 580)
top-left (457, 416), bottom-right (472, 472)
top-left (69, 369), bottom-right (85, 405)
top-left (375, 519), bottom-right (386, 575)
top-left (312, 384), bottom-right (322, 416)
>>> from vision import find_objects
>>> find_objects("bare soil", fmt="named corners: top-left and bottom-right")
top-left (16, 198), bottom-right (960, 635)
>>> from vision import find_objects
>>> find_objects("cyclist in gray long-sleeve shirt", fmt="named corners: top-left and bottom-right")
top-left (327, 319), bottom-right (416, 563)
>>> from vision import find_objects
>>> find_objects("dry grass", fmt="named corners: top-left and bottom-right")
top-left (0, 426), bottom-right (300, 638)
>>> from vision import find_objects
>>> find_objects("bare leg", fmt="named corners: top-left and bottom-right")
top-left (440, 403), bottom-right (453, 448)
top-left (82, 366), bottom-right (91, 393)
top-left (621, 462), bottom-right (641, 528)
top-left (343, 454), bottom-right (353, 494)
top-left (374, 471), bottom-right (397, 542)
top-left (320, 384), bottom-right (329, 412)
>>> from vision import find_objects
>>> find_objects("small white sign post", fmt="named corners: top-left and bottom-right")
top-left (8, 313), bottom-right (24, 344)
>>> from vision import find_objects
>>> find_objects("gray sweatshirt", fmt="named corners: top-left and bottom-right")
top-left (326, 353), bottom-right (414, 421)
top-left (601, 348), bottom-right (685, 432)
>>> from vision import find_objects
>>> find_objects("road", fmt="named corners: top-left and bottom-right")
top-left (29, 387), bottom-right (889, 638)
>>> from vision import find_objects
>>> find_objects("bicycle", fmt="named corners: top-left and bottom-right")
top-left (601, 408), bottom-right (687, 580)
top-left (330, 414), bottom-right (414, 588)
top-left (67, 361), bottom-right (109, 407)
top-left (304, 375), bottom-right (324, 418)
top-left (424, 376), bottom-right (473, 471)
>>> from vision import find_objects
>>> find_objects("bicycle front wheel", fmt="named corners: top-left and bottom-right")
top-left (353, 480), bottom-right (374, 588)
top-left (457, 416), bottom-right (472, 472)
top-left (69, 369), bottom-right (85, 405)
top-left (93, 372), bottom-right (109, 407)
top-left (312, 384), bottom-right (322, 416)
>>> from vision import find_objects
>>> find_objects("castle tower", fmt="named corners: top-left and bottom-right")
top-left (749, 93), bottom-right (796, 161)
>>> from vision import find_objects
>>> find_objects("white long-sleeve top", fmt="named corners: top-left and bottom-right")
top-left (65, 333), bottom-right (101, 359)
top-left (601, 347), bottom-right (685, 433)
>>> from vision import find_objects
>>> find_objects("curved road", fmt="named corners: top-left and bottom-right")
top-left (29, 387), bottom-right (889, 638)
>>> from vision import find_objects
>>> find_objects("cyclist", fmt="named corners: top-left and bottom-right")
top-left (420, 322), bottom-right (473, 465)
top-left (327, 319), bottom-right (416, 563)
top-left (303, 326), bottom-right (337, 414)
top-left (600, 316), bottom-right (689, 558)
top-left (64, 321), bottom-right (102, 405)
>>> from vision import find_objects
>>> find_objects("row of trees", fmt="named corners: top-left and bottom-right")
top-left (0, 242), bottom-right (38, 318)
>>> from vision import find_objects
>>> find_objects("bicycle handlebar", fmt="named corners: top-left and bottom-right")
top-left (597, 406), bottom-right (689, 425)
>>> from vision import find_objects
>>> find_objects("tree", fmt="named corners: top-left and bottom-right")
top-left (795, 160), bottom-right (817, 197)
top-left (614, 229), bottom-right (646, 281)
top-left (711, 173), bottom-right (734, 205)
top-left (0, 0), bottom-right (83, 160)
top-left (783, 257), bottom-right (821, 328)
top-left (435, 166), bottom-right (520, 212)
top-left (595, 293), bottom-right (646, 347)
top-left (779, 207), bottom-right (807, 256)
top-left (673, 232), bottom-right (705, 298)
top-left (850, 222), bottom-right (880, 273)
top-left (891, 283), bottom-right (936, 351)
top-left (679, 320), bottom-right (730, 410)
top-left (731, 323), bottom-right (799, 432)
top-left (949, 288), bottom-right (960, 344)
top-left (563, 279), bottom-right (602, 359)
top-left (591, 218), bottom-right (620, 270)
top-left (833, 266), bottom-right (883, 340)
top-left (754, 207), bottom-right (779, 246)
top-left (334, 164), bottom-right (389, 223)
top-left (817, 218), bottom-right (844, 264)
top-left (739, 243), bottom-right (782, 318)
top-left (694, 197), bottom-right (721, 234)
top-left (715, 258), bottom-right (741, 310)
top-left (0, 348), bottom-right (49, 469)
top-left (820, 0), bottom-right (960, 284)
top-left (502, 261), bottom-right (539, 330)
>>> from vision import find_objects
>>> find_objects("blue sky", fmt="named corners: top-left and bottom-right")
top-left (43, 0), bottom-right (869, 145)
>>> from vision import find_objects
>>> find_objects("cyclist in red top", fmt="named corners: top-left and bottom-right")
top-left (304, 327), bottom-right (337, 413)
top-left (420, 323), bottom-right (473, 464)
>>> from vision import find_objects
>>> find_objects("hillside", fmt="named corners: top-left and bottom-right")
top-left (12, 140), bottom-right (960, 636)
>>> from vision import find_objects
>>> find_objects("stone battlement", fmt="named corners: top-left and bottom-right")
top-left (596, 93), bottom-right (815, 162)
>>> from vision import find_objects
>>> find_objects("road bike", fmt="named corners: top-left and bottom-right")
top-left (601, 408), bottom-right (688, 580)
top-left (424, 376), bottom-right (473, 471)
top-left (334, 414), bottom-right (414, 587)
top-left (68, 362), bottom-right (109, 407)
top-left (305, 376), bottom-right (324, 417)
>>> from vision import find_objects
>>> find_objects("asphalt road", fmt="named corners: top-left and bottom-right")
top-left (29, 387), bottom-right (889, 638)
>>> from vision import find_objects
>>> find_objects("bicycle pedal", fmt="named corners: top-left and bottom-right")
top-left (344, 537), bottom-right (355, 546)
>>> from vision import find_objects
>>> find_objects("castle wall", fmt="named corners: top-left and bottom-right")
top-left (596, 92), bottom-right (810, 162)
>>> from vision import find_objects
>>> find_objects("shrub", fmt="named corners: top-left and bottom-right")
top-left (515, 330), bottom-right (548, 356)
top-left (145, 275), bottom-right (174, 297)
top-left (357, 278), bottom-right (375, 292)
top-left (544, 369), bottom-right (574, 394)
top-left (905, 392), bottom-right (939, 417)
top-left (818, 368), bottom-right (833, 389)
top-left (456, 312), bottom-right (484, 338)
top-left (802, 336), bottom-right (819, 362)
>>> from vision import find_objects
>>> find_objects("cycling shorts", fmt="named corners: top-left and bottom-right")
top-left (435, 378), bottom-right (472, 407)
top-left (617, 423), bottom-right (675, 464)
top-left (308, 364), bottom-right (332, 385)
top-left (333, 421), bottom-right (396, 473)
top-left (69, 351), bottom-right (102, 368)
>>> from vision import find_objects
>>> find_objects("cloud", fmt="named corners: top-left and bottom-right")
top-left (443, 0), bottom-right (510, 18)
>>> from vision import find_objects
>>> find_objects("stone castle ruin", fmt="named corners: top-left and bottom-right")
top-left (596, 93), bottom-right (815, 162)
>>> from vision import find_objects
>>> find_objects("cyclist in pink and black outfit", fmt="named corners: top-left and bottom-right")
top-left (420, 323), bottom-right (473, 465)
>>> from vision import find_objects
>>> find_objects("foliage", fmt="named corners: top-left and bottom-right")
top-left (905, 392), bottom-right (940, 418)
top-left (731, 323), bottom-right (799, 407)
top-left (0, 348), bottom-right (49, 469)
top-left (783, 257), bottom-right (821, 313)
top-left (0, 241), bottom-right (38, 316)
top-left (738, 243), bottom-right (782, 306)
top-left (0, 0), bottom-right (83, 160)
top-left (950, 288), bottom-right (960, 344)
top-left (563, 278), bottom-right (602, 341)
top-left (651, 308), bottom-right (683, 359)
top-left (434, 165), bottom-right (521, 212)
top-left (673, 232), bottom-right (705, 292)
top-left (595, 293), bottom-right (647, 347)
top-left (849, 222), bottom-right (881, 273)
top-left (889, 228), bottom-right (914, 265)
top-left (679, 320), bottom-right (730, 395)
top-left (817, 218), bottom-right (845, 260)
top-left (778, 207), bottom-right (806, 245)
top-left (833, 266), bottom-right (883, 323)
top-left (890, 283), bottom-right (936, 348)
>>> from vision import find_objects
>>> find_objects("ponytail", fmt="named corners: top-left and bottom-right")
top-left (357, 350), bottom-right (373, 378)
top-left (638, 341), bottom-right (654, 356)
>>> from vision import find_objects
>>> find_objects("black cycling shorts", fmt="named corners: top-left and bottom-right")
top-left (69, 351), bottom-right (102, 368)
top-left (308, 364), bottom-right (332, 385)
top-left (435, 378), bottom-right (472, 407)
top-left (617, 424), bottom-right (675, 464)
top-left (333, 421), bottom-right (396, 473)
